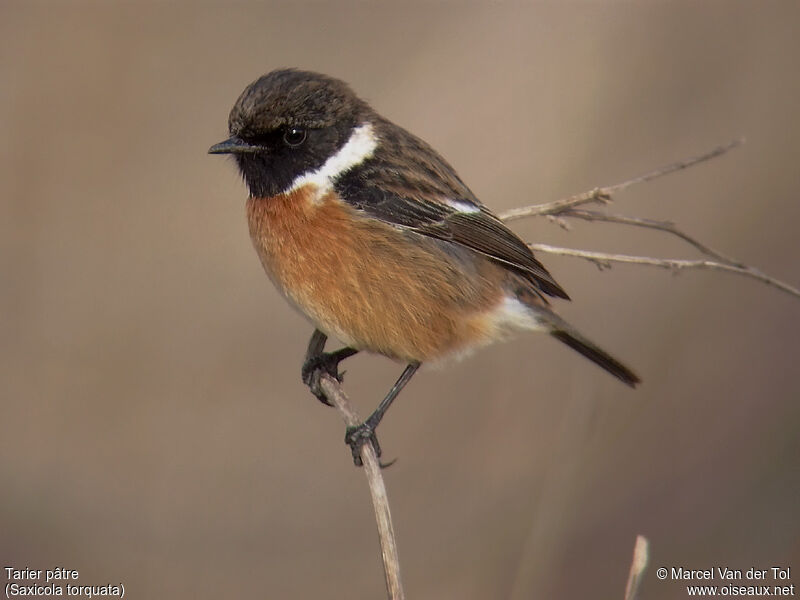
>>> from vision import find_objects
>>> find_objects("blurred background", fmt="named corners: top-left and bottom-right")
top-left (2, 2), bottom-right (798, 598)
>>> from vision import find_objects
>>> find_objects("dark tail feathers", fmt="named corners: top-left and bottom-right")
top-left (550, 329), bottom-right (640, 387)
top-left (535, 307), bottom-right (640, 387)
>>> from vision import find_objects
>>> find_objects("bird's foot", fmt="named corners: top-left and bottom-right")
top-left (301, 351), bottom-right (348, 406)
top-left (344, 421), bottom-right (396, 468)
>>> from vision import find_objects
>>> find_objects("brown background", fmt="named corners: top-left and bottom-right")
top-left (2, 2), bottom-right (798, 599)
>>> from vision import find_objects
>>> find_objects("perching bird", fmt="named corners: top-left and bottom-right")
top-left (209, 69), bottom-right (639, 464)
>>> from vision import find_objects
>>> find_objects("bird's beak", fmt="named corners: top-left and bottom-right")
top-left (208, 136), bottom-right (263, 154)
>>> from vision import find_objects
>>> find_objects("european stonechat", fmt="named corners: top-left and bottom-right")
top-left (209, 69), bottom-right (639, 464)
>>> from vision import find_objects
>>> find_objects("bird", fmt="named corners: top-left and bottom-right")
top-left (209, 68), bottom-right (640, 465)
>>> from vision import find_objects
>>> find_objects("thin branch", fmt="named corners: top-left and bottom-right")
top-left (499, 138), bottom-right (745, 221)
top-left (624, 535), bottom-right (650, 600)
top-left (318, 374), bottom-right (405, 600)
top-left (562, 209), bottom-right (745, 267)
top-left (495, 138), bottom-right (798, 301)
top-left (499, 187), bottom-right (612, 222)
top-left (598, 138), bottom-right (745, 194)
top-left (528, 243), bottom-right (800, 298)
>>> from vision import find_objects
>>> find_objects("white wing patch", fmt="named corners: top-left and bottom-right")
top-left (288, 122), bottom-right (378, 200)
top-left (444, 199), bottom-right (481, 214)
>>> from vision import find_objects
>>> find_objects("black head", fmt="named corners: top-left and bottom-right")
top-left (209, 69), bottom-right (371, 197)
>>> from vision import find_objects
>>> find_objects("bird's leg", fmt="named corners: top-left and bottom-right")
top-left (345, 362), bottom-right (421, 466)
top-left (302, 329), bottom-right (359, 406)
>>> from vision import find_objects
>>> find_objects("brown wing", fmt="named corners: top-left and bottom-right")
top-left (334, 119), bottom-right (569, 299)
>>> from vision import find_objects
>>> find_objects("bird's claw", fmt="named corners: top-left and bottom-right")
top-left (301, 352), bottom-right (347, 406)
top-left (344, 422), bottom-right (395, 468)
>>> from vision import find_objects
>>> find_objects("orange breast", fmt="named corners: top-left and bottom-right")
top-left (246, 185), bottom-right (504, 362)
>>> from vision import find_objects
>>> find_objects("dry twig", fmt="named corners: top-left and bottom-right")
top-left (498, 138), bottom-right (800, 300)
top-left (318, 373), bottom-right (405, 600)
top-left (499, 138), bottom-right (745, 221)
top-left (528, 243), bottom-right (800, 298)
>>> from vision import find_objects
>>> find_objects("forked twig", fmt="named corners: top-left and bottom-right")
top-left (498, 138), bottom-right (799, 300)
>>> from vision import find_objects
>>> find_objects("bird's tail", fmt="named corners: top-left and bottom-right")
top-left (538, 308), bottom-right (641, 388)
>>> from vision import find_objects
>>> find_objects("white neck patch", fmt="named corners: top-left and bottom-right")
top-left (287, 121), bottom-right (377, 200)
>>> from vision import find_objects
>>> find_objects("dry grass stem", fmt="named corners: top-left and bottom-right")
top-left (624, 535), bottom-right (650, 600)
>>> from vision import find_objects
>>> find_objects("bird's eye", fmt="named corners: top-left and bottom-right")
top-left (283, 127), bottom-right (307, 147)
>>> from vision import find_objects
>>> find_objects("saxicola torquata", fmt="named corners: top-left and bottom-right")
top-left (209, 69), bottom-right (639, 465)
